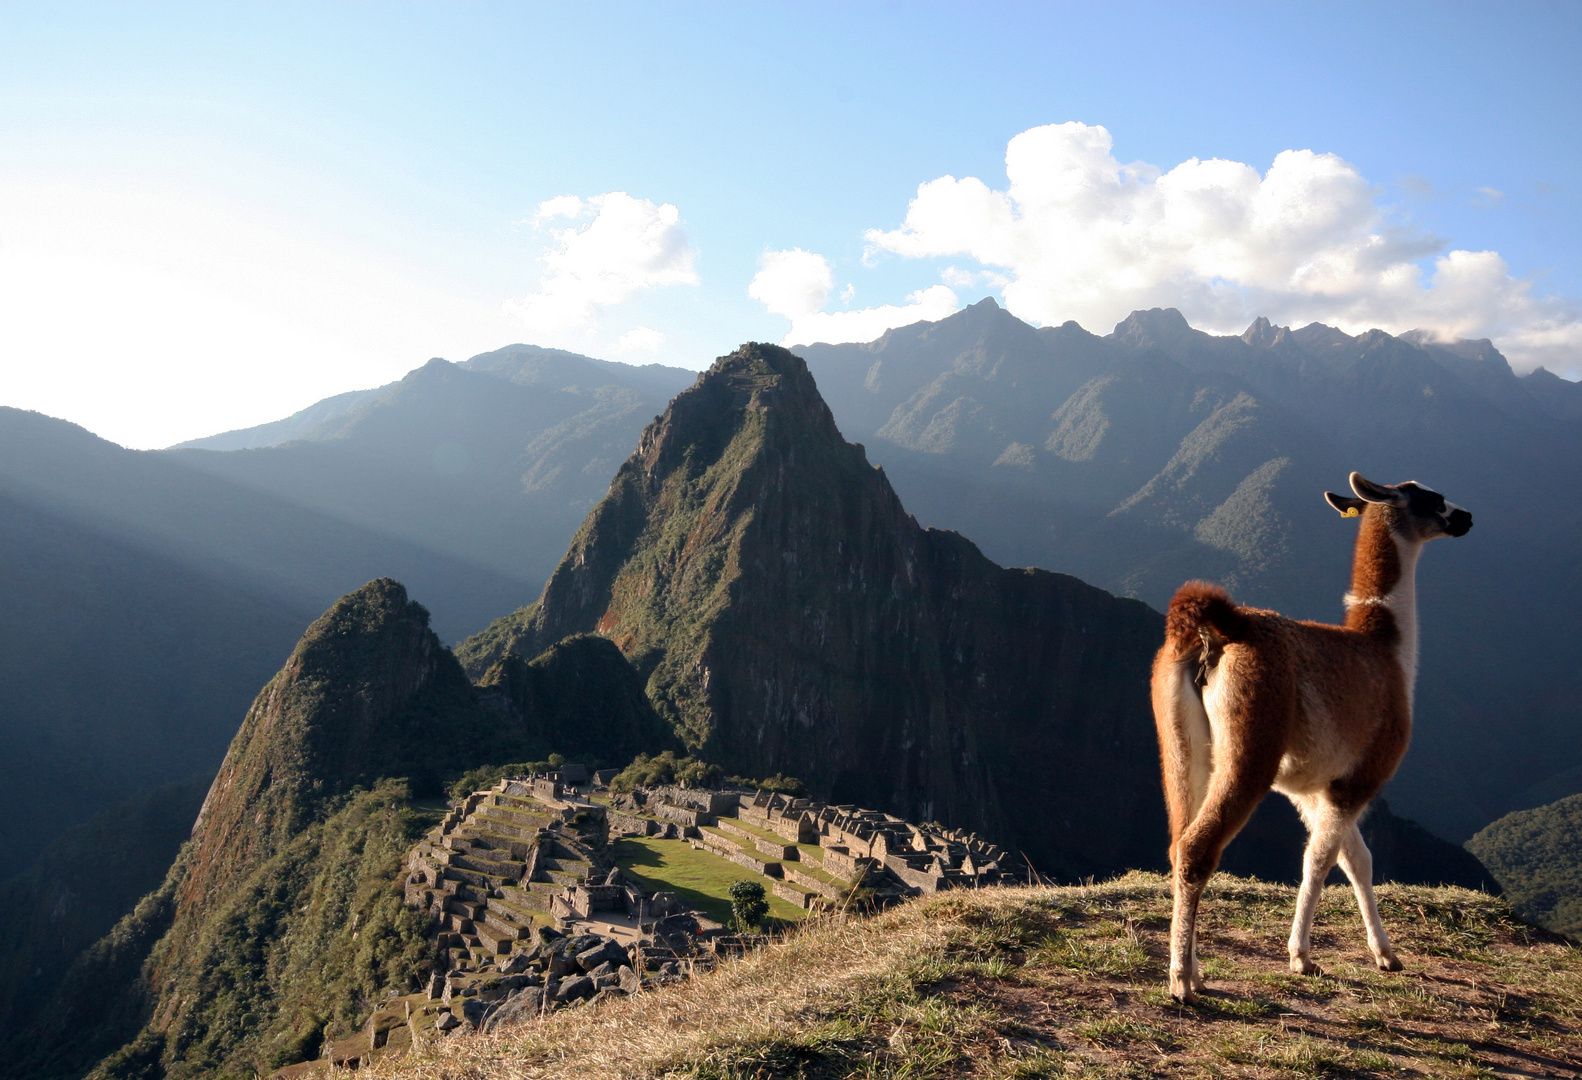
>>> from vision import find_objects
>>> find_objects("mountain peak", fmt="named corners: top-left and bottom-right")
top-left (1108, 307), bottom-right (1195, 349)
top-left (1240, 316), bottom-right (1291, 349)
top-left (180, 578), bottom-right (502, 915)
top-left (644, 342), bottom-right (837, 465)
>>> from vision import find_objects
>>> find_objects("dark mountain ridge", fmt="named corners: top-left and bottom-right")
top-left (797, 301), bottom-right (1582, 841)
top-left (0, 405), bottom-right (534, 874)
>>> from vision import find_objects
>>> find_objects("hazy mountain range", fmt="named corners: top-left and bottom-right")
top-left (170, 344), bottom-right (696, 596)
top-left (2, 304), bottom-right (1575, 874)
top-left (0, 348), bottom-right (688, 866)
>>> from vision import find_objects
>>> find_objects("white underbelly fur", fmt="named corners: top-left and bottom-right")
top-left (1202, 670), bottom-right (1359, 796)
top-left (1275, 681), bottom-right (1359, 794)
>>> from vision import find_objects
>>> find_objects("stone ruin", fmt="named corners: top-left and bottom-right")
top-left (632, 786), bottom-right (1025, 907)
top-left (275, 771), bottom-right (1023, 1074)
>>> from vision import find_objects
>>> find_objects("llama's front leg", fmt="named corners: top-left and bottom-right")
top-left (1337, 823), bottom-right (1402, 972)
top-left (1288, 801), bottom-right (1347, 975)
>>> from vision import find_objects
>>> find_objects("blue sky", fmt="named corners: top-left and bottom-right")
top-left (2, 1), bottom-right (1578, 447)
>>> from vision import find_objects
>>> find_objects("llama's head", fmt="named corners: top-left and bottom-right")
top-left (1324, 473), bottom-right (1473, 541)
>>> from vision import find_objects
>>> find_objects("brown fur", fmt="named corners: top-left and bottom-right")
top-left (1151, 475), bottom-right (1470, 1001)
top-left (1163, 580), bottom-right (1248, 653)
top-left (1343, 513), bottom-right (1402, 638)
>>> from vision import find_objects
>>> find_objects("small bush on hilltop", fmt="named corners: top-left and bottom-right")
top-left (446, 756), bottom-right (570, 800)
top-left (610, 751), bottom-right (722, 791)
top-left (728, 772), bottom-right (806, 795)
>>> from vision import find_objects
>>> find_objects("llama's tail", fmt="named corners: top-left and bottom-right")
top-left (1164, 580), bottom-right (1249, 658)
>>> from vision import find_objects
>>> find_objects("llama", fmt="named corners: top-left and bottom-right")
top-left (1152, 472), bottom-right (1472, 1002)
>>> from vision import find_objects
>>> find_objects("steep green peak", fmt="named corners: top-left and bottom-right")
top-left (184, 578), bottom-right (477, 913)
top-left (295, 575), bottom-right (434, 650)
top-left (457, 342), bottom-right (879, 673)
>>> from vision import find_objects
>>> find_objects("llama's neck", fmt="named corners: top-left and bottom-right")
top-left (1344, 514), bottom-right (1423, 697)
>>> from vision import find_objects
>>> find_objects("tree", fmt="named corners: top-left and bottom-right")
top-left (728, 880), bottom-right (769, 933)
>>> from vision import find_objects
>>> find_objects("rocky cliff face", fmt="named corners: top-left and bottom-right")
top-left (474, 633), bottom-right (676, 764)
top-left (459, 344), bottom-right (1169, 878)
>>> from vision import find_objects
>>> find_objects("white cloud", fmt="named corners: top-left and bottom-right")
top-left (748, 247), bottom-right (960, 346)
top-left (783, 285), bottom-right (960, 346)
top-left (747, 247), bottom-right (832, 319)
top-left (534, 194), bottom-right (587, 221)
top-left (616, 325), bottom-right (665, 352)
top-left (504, 191), bottom-right (697, 343)
top-left (863, 122), bottom-right (1582, 374)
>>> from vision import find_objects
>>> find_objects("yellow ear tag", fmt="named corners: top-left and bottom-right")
top-left (1343, 506), bottom-right (1361, 517)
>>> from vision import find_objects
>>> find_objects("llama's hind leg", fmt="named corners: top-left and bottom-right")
top-left (1337, 821), bottom-right (1402, 972)
top-left (1169, 763), bottom-right (1269, 1001)
top-left (1286, 795), bottom-right (1350, 975)
top-left (1154, 656), bottom-right (1214, 999)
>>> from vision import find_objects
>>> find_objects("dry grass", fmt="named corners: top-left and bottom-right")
top-left (367, 873), bottom-right (1582, 1079)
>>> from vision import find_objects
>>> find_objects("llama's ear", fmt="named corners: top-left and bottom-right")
top-left (1325, 492), bottom-right (1367, 517)
top-left (1350, 472), bottom-right (1406, 506)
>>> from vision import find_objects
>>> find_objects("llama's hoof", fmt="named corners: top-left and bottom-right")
top-left (1290, 956), bottom-right (1321, 976)
top-left (1169, 974), bottom-right (1198, 1003)
top-left (1375, 953), bottom-right (1403, 972)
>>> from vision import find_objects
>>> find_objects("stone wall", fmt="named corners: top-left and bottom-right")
top-left (819, 846), bottom-right (874, 883)
top-left (648, 786), bottom-right (739, 815)
top-left (772, 880), bottom-right (817, 908)
top-left (608, 811), bottom-right (659, 838)
top-left (783, 866), bottom-right (845, 902)
top-left (653, 802), bottom-right (714, 829)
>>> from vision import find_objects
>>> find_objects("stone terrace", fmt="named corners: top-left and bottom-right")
top-left (403, 778), bottom-right (631, 968)
top-left (614, 785), bottom-right (1024, 908)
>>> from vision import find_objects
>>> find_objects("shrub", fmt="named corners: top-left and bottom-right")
top-left (729, 880), bottom-right (769, 933)
top-left (610, 751), bottom-right (722, 792)
top-left (446, 761), bottom-right (554, 800)
top-left (727, 772), bottom-right (806, 795)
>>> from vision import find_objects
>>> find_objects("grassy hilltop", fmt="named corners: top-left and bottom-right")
top-left (371, 875), bottom-right (1581, 1080)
